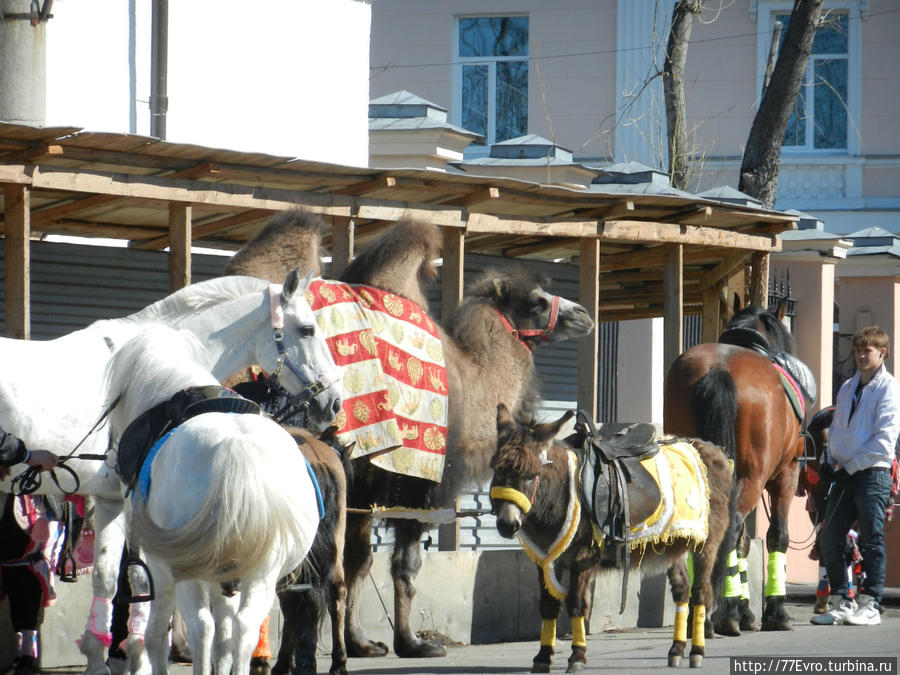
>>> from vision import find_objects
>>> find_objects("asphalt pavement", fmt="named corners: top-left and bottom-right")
top-left (43, 588), bottom-right (900, 675)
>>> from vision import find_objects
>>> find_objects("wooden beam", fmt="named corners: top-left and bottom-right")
top-left (130, 208), bottom-right (272, 250)
top-left (438, 225), bottom-right (465, 551)
top-left (29, 193), bottom-right (125, 225)
top-left (336, 176), bottom-right (397, 196)
top-left (578, 238), bottom-right (600, 422)
top-left (36, 219), bottom-right (163, 240)
top-left (663, 244), bottom-right (683, 375)
top-left (701, 282), bottom-right (723, 343)
top-left (445, 187), bottom-right (500, 207)
top-left (4, 184), bottom-right (30, 339)
top-left (503, 237), bottom-right (575, 257)
top-left (331, 216), bottom-right (355, 278)
top-left (701, 250), bottom-right (750, 287)
top-left (749, 251), bottom-right (770, 307)
top-left (600, 219), bottom-right (781, 252)
top-left (168, 202), bottom-right (191, 291)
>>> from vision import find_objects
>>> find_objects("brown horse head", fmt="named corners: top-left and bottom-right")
top-left (726, 304), bottom-right (795, 354)
top-left (490, 403), bottom-right (574, 538)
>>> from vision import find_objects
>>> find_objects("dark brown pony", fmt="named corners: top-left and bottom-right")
top-left (489, 404), bottom-right (731, 671)
top-left (227, 210), bottom-right (595, 659)
top-left (664, 304), bottom-right (803, 634)
top-left (273, 426), bottom-right (350, 675)
top-left (225, 369), bottom-right (350, 675)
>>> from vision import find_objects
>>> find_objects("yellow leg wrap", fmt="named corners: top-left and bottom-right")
top-left (540, 619), bottom-right (557, 648)
top-left (723, 549), bottom-right (741, 598)
top-left (252, 615), bottom-right (272, 659)
top-left (691, 605), bottom-right (706, 649)
top-left (571, 616), bottom-right (586, 648)
top-left (673, 603), bottom-right (689, 643)
top-left (738, 555), bottom-right (750, 600)
top-left (686, 552), bottom-right (695, 588)
top-left (765, 551), bottom-right (787, 597)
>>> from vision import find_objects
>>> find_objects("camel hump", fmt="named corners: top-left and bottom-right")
top-left (339, 218), bottom-right (441, 308)
top-left (227, 209), bottom-right (324, 281)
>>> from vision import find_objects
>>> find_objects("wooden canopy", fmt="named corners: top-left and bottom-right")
top-left (0, 122), bottom-right (797, 416)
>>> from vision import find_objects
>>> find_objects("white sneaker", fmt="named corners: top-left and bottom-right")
top-left (810, 595), bottom-right (857, 625)
top-left (846, 594), bottom-right (882, 626)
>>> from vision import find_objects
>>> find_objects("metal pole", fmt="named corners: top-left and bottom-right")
top-left (150, 0), bottom-right (168, 139)
top-left (0, 0), bottom-right (49, 125)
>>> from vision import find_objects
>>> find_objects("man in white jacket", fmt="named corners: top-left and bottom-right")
top-left (813, 326), bottom-right (900, 626)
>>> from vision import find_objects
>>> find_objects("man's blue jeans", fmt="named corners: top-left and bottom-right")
top-left (820, 467), bottom-right (892, 603)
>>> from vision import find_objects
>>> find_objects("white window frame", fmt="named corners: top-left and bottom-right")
top-left (451, 14), bottom-right (529, 157)
top-left (754, 1), bottom-right (862, 157)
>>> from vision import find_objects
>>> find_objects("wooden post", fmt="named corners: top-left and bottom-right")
top-left (168, 202), bottom-right (191, 291)
top-left (749, 251), bottom-right (770, 308)
top-left (4, 184), bottom-right (30, 339)
top-left (663, 244), bottom-right (683, 376)
top-left (439, 225), bottom-right (465, 551)
top-left (577, 238), bottom-right (600, 421)
top-left (701, 282), bottom-right (721, 344)
top-left (331, 216), bottom-right (355, 278)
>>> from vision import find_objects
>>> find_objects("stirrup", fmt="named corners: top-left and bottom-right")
top-left (56, 552), bottom-right (78, 583)
top-left (118, 556), bottom-right (155, 603)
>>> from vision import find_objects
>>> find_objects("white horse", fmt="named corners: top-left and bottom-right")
top-left (105, 325), bottom-right (320, 675)
top-left (0, 269), bottom-right (341, 674)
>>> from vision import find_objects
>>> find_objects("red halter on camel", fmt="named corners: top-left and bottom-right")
top-left (494, 295), bottom-right (560, 352)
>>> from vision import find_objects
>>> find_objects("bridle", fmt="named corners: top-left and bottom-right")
top-left (268, 284), bottom-right (340, 422)
top-left (494, 295), bottom-right (560, 352)
top-left (490, 475), bottom-right (540, 515)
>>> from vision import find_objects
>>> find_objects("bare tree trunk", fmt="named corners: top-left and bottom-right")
top-left (664, 1), bottom-right (701, 191)
top-left (739, 0), bottom-right (825, 208)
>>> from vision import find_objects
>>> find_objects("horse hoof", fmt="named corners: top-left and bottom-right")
top-left (250, 657), bottom-right (270, 675)
top-left (668, 655), bottom-right (683, 667)
top-left (347, 640), bottom-right (389, 658)
top-left (690, 654), bottom-right (704, 668)
top-left (740, 618), bottom-right (759, 632)
top-left (713, 618), bottom-right (741, 637)
top-left (813, 597), bottom-right (829, 614)
top-left (566, 662), bottom-right (586, 674)
top-left (761, 618), bottom-right (792, 631)
top-left (531, 663), bottom-right (551, 674)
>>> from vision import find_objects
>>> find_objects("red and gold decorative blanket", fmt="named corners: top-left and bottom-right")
top-left (306, 280), bottom-right (448, 482)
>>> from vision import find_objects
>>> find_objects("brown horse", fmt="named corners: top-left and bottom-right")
top-left (663, 304), bottom-right (806, 634)
top-left (489, 404), bottom-right (731, 671)
top-left (228, 210), bottom-right (595, 659)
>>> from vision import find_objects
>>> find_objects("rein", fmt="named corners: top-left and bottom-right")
top-left (267, 284), bottom-right (340, 422)
top-left (494, 295), bottom-right (560, 352)
top-left (11, 394), bottom-right (122, 496)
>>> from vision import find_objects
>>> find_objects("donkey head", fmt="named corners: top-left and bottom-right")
top-left (489, 403), bottom-right (574, 538)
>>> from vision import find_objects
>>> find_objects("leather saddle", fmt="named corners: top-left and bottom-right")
top-left (718, 326), bottom-right (818, 406)
top-left (117, 385), bottom-right (262, 494)
top-left (569, 411), bottom-right (663, 613)
top-left (573, 415), bottom-right (662, 543)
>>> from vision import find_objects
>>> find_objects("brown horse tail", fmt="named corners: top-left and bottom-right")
top-left (226, 209), bottom-right (325, 281)
top-left (691, 367), bottom-right (737, 461)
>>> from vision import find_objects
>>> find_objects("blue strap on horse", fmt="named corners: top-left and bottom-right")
top-left (118, 385), bottom-right (263, 498)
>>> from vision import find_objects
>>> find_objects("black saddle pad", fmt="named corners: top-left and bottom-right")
top-left (117, 385), bottom-right (261, 490)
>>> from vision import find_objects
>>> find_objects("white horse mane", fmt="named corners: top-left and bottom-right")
top-left (124, 275), bottom-right (268, 325)
top-left (106, 325), bottom-right (216, 426)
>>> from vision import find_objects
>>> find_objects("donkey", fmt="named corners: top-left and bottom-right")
top-left (489, 404), bottom-right (731, 671)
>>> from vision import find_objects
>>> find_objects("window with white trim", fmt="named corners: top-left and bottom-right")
top-left (778, 11), bottom-right (849, 151)
top-left (454, 16), bottom-right (529, 148)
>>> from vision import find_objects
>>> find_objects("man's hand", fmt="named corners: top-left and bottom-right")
top-left (26, 450), bottom-right (59, 472)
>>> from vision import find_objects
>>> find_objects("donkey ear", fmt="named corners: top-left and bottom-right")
top-left (535, 410), bottom-right (575, 442)
top-left (733, 291), bottom-right (743, 315)
top-left (496, 403), bottom-right (515, 440)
